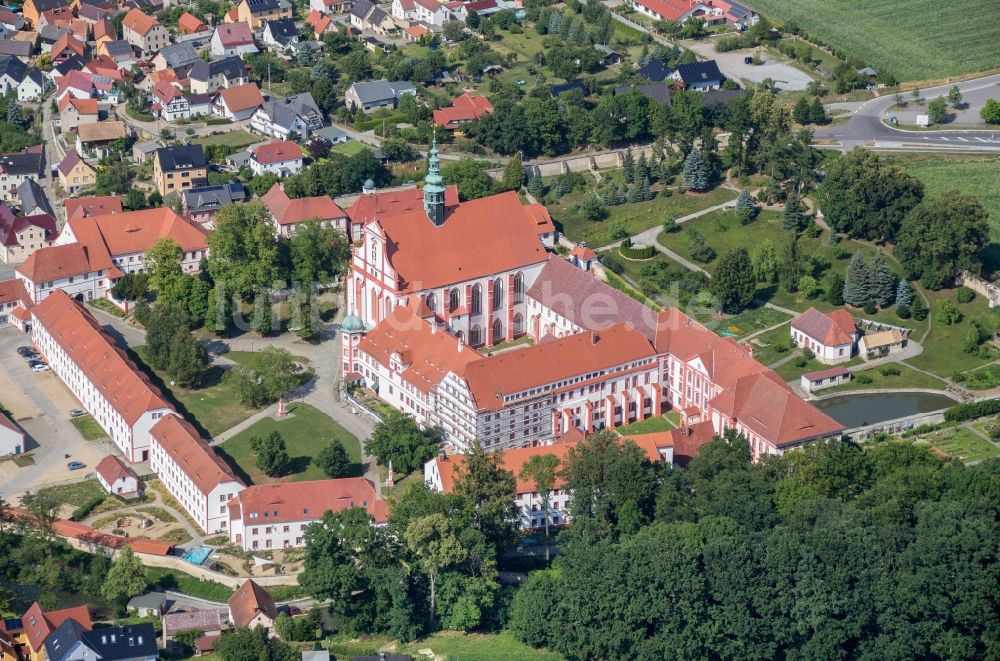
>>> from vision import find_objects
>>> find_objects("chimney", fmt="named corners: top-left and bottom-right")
top-left (458, 337), bottom-right (465, 352)
top-left (591, 331), bottom-right (599, 345)
top-left (430, 323), bottom-right (437, 335)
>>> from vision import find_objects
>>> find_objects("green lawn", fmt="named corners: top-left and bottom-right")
top-left (145, 567), bottom-right (233, 602)
top-left (71, 416), bottom-right (107, 441)
top-left (326, 631), bottom-right (562, 661)
top-left (130, 345), bottom-right (259, 438)
top-left (216, 403), bottom-right (362, 485)
top-left (194, 130), bottom-right (260, 149)
top-left (905, 290), bottom-right (1000, 377)
top-left (914, 428), bottom-right (1000, 464)
top-left (748, 0), bottom-right (999, 81)
top-left (894, 155), bottom-right (1000, 243)
top-left (36, 480), bottom-right (106, 507)
top-left (329, 140), bottom-right (368, 156)
top-left (714, 306), bottom-right (792, 339)
top-left (746, 324), bottom-right (794, 367)
top-left (814, 363), bottom-right (947, 395)
top-left (618, 414), bottom-right (676, 435)
top-left (225, 350), bottom-right (311, 367)
top-left (552, 184), bottom-right (736, 247)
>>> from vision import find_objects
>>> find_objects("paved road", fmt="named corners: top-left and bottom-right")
top-left (816, 73), bottom-right (1000, 152)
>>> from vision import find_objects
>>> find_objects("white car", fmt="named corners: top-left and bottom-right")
top-left (32, 364), bottom-right (49, 372)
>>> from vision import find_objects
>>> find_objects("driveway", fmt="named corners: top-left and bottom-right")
top-left (0, 327), bottom-right (115, 502)
top-left (683, 38), bottom-right (815, 91)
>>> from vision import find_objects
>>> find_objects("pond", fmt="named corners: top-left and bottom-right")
top-left (813, 391), bottom-right (958, 428)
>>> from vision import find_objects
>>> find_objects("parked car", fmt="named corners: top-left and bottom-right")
top-left (31, 364), bottom-right (49, 372)
top-left (16, 346), bottom-right (36, 357)
top-left (69, 408), bottom-right (86, 418)
top-left (67, 461), bottom-right (86, 470)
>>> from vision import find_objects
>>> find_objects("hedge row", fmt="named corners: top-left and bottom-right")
top-left (70, 495), bottom-right (110, 522)
top-left (619, 245), bottom-right (656, 260)
top-left (943, 399), bottom-right (1000, 423)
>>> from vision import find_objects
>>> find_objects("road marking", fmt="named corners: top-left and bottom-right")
top-left (957, 137), bottom-right (969, 142)
top-left (939, 137), bottom-right (950, 141)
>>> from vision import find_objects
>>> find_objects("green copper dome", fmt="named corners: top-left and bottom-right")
top-left (423, 138), bottom-right (445, 192)
top-left (341, 313), bottom-right (366, 334)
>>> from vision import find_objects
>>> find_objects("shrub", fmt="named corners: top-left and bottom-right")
top-left (944, 399), bottom-right (1000, 422)
top-left (854, 373), bottom-right (873, 384)
top-left (957, 287), bottom-right (976, 304)
top-left (879, 365), bottom-right (901, 377)
top-left (71, 495), bottom-right (112, 522)
top-left (773, 341), bottom-right (790, 354)
top-left (802, 348), bottom-right (815, 361)
top-left (620, 244), bottom-right (656, 260)
top-left (793, 356), bottom-right (808, 368)
top-left (896, 305), bottom-right (911, 319)
top-left (863, 300), bottom-right (877, 315)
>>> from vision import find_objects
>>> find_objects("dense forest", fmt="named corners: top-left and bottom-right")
top-left (509, 431), bottom-right (1000, 659)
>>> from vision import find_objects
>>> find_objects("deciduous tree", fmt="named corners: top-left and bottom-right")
top-left (711, 248), bottom-right (755, 313)
top-left (895, 193), bottom-right (990, 290)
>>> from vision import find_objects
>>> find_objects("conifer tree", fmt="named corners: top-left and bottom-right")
top-left (7, 102), bottom-right (23, 127)
top-left (641, 176), bottom-right (653, 201)
top-left (623, 148), bottom-right (635, 183)
top-left (793, 96), bottom-right (810, 124)
top-left (782, 196), bottom-right (804, 231)
top-left (843, 252), bottom-right (871, 307)
top-left (682, 149), bottom-right (708, 191)
top-left (637, 152), bottom-right (649, 182)
top-left (809, 96), bottom-right (826, 124)
top-left (625, 184), bottom-right (637, 204)
top-left (871, 248), bottom-right (897, 307)
top-left (502, 153), bottom-right (525, 191)
top-left (736, 189), bottom-right (753, 211)
top-left (895, 280), bottom-right (913, 308)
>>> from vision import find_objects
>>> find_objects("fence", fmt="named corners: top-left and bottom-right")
top-left (344, 392), bottom-right (384, 424)
top-left (956, 271), bottom-right (1000, 308)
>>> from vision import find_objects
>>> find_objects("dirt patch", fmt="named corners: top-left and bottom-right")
top-left (0, 367), bottom-right (40, 419)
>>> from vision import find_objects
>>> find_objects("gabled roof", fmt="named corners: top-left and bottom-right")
top-left (183, 182), bottom-right (247, 213)
top-left (162, 611), bottom-right (222, 638)
top-left (155, 144), bottom-right (206, 171)
top-left (0, 55), bottom-right (27, 83)
top-left (95, 454), bottom-right (138, 487)
top-left (178, 12), bottom-right (207, 33)
top-left (263, 17), bottom-right (297, 42)
top-left (0, 278), bottom-right (30, 305)
top-left (17, 242), bottom-right (95, 282)
top-left (228, 478), bottom-right (388, 528)
top-left (527, 255), bottom-right (659, 339)
top-left (18, 179), bottom-right (54, 216)
top-left (149, 413), bottom-right (243, 495)
top-left (373, 190), bottom-right (548, 292)
top-left (188, 56), bottom-right (247, 82)
top-left (0, 212), bottom-right (57, 247)
top-left (31, 292), bottom-right (172, 425)
top-left (57, 151), bottom-right (91, 177)
top-left (156, 41), bottom-right (199, 68)
top-left (0, 147), bottom-right (44, 176)
top-left (43, 616), bottom-right (87, 661)
top-left (261, 184), bottom-right (345, 225)
top-left (791, 307), bottom-right (856, 346)
top-left (67, 207), bottom-right (209, 257)
top-left (122, 8), bottom-right (161, 36)
top-left (64, 195), bottom-right (123, 221)
top-left (633, 0), bottom-right (694, 20)
top-left (214, 20), bottom-right (253, 46)
top-left (242, 0), bottom-right (284, 12)
top-left (58, 95), bottom-right (99, 114)
top-left (80, 624), bottom-right (157, 661)
top-left (52, 32), bottom-right (86, 58)
top-left (22, 603), bottom-right (92, 652)
top-left (250, 139), bottom-right (302, 165)
top-left (305, 9), bottom-right (332, 35)
top-left (257, 92), bottom-right (323, 130)
top-left (0, 41), bottom-right (33, 59)
top-left (228, 580), bottom-right (278, 629)
top-left (637, 58), bottom-right (672, 82)
top-left (347, 79), bottom-right (415, 105)
top-left (346, 186), bottom-right (458, 225)
top-left (215, 82), bottom-right (264, 112)
top-left (76, 120), bottom-right (126, 142)
top-left (674, 59), bottom-right (723, 84)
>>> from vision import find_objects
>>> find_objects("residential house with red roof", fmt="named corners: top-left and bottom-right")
top-left (31, 291), bottom-right (174, 462)
top-left (58, 95), bottom-right (99, 132)
top-left (305, 9), bottom-right (335, 37)
top-left (0, 278), bottom-right (31, 330)
top-left (149, 413), bottom-right (244, 533)
top-left (248, 140), bottom-right (302, 177)
top-left (210, 21), bottom-right (258, 58)
top-left (95, 454), bottom-right (140, 497)
top-left (432, 92), bottom-right (494, 130)
top-left (150, 81), bottom-right (192, 121)
top-left (0, 204), bottom-right (58, 264)
top-left (212, 82), bottom-right (264, 121)
top-left (121, 8), bottom-right (169, 55)
top-left (790, 307), bottom-right (858, 363)
top-left (261, 183), bottom-right (347, 238)
top-left (20, 603), bottom-right (92, 661)
top-left (64, 195), bottom-right (123, 222)
top-left (177, 12), bottom-right (208, 34)
top-left (228, 580), bottom-right (277, 630)
top-left (227, 478), bottom-right (387, 551)
top-left (630, 0), bottom-right (757, 28)
top-left (51, 33), bottom-right (87, 63)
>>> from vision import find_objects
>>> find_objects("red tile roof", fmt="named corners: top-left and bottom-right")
top-left (178, 11), bottom-right (207, 33)
top-left (95, 454), bottom-right (138, 488)
top-left (215, 20), bottom-right (253, 46)
top-left (64, 195), bottom-right (123, 221)
top-left (17, 243), bottom-right (96, 283)
top-left (373, 190), bottom-right (549, 292)
top-left (149, 414), bottom-right (243, 496)
top-left (569, 244), bottom-right (597, 261)
top-left (68, 207), bottom-right (208, 257)
top-left (0, 278), bottom-right (29, 305)
top-left (464, 324), bottom-right (659, 411)
top-left (802, 366), bottom-right (851, 382)
top-left (346, 185), bottom-right (459, 226)
top-left (633, 0), bottom-right (693, 20)
top-left (162, 611), bottom-right (222, 637)
top-left (216, 82), bottom-right (264, 113)
top-left (261, 184), bottom-right (345, 226)
top-left (22, 603), bottom-right (92, 652)
top-left (58, 95), bottom-right (99, 114)
top-left (791, 307), bottom-right (856, 346)
top-left (53, 32), bottom-right (86, 58)
top-left (31, 291), bottom-right (172, 426)
top-left (50, 519), bottom-right (174, 555)
top-left (433, 92), bottom-right (494, 128)
top-left (625, 420), bottom-right (716, 467)
top-left (228, 580), bottom-right (277, 630)
top-left (228, 477), bottom-right (388, 526)
top-left (122, 8), bottom-right (160, 36)
top-left (251, 140), bottom-right (302, 165)
top-left (0, 211), bottom-right (57, 247)
top-left (358, 304), bottom-right (481, 394)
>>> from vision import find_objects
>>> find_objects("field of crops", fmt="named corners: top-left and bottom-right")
top-left (749, 0), bottom-right (999, 81)
top-left (894, 155), bottom-right (1000, 240)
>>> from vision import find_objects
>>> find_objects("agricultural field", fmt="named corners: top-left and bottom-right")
top-left (749, 0), bottom-right (999, 81)
top-left (892, 155), bottom-right (1000, 243)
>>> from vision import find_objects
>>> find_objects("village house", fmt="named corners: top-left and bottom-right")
top-left (64, 195), bottom-right (123, 222)
top-left (669, 60), bottom-right (725, 90)
top-left (0, 55), bottom-right (26, 95)
top-left (121, 8), bottom-right (170, 55)
top-left (150, 81), bottom-right (192, 121)
top-left (43, 622), bottom-right (158, 661)
top-left (237, 0), bottom-right (293, 29)
top-left (212, 82), bottom-right (265, 120)
top-left (182, 182), bottom-right (247, 227)
top-left (261, 17), bottom-right (299, 49)
top-left (95, 454), bottom-right (141, 498)
top-left (305, 10), bottom-right (335, 37)
top-left (177, 11), bottom-right (208, 34)
top-left (210, 21), bottom-right (258, 57)
top-left (149, 413), bottom-right (245, 533)
top-left (250, 92), bottom-right (324, 140)
top-left (349, 0), bottom-right (394, 34)
top-left (152, 41), bottom-right (199, 72)
top-left (162, 611), bottom-right (222, 653)
top-left (227, 478), bottom-right (387, 550)
top-left (17, 69), bottom-right (47, 101)
top-left (19, 603), bottom-right (93, 661)
top-left (58, 96), bottom-right (99, 132)
top-left (310, 0), bottom-right (353, 13)
top-left (57, 152), bottom-right (96, 195)
top-left (187, 57), bottom-right (249, 94)
top-left (432, 92), bottom-right (494, 130)
top-left (801, 366), bottom-right (852, 393)
top-left (344, 79), bottom-right (416, 112)
top-left (18, 180), bottom-right (54, 218)
top-left (0, 147), bottom-right (44, 204)
top-left (248, 139), bottom-right (303, 177)
top-left (75, 121), bottom-right (127, 160)
top-left (153, 145), bottom-right (209, 199)
top-left (790, 307), bottom-right (858, 364)
top-left (0, 279), bottom-right (30, 330)
top-left (31, 291), bottom-right (174, 462)
top-left (859, 328), bottom-right (907, 360)
top-left (261, 183), bottom-right (347, 237)
top-left (228, 580), bottom-right (278, 631)
top-left (0, 410), bottom-right (25, 456)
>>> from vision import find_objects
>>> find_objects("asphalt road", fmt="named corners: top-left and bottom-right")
top-left (816, 73), bottom-right (1000, 151)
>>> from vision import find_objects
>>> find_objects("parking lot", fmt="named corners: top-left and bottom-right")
top-left (0, 327), bottom-right (113, 503)
top-left (683, 38), bottom-right (816, 91)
